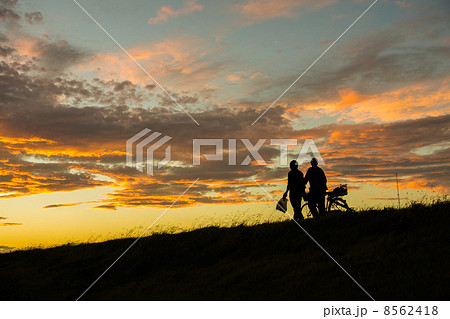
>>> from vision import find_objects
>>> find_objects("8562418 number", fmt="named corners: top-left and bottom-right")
top-left (384, 306), bottom-right (438, 316)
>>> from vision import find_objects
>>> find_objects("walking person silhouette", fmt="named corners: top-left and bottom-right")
top-left (283, 160), bottom-right (305, 222)
top-left (304, 157), bottom-right (328, 217)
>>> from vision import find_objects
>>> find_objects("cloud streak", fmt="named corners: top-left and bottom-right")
top-left (236, 0), bottom-right (337, 24)
top-left (148, 0), bottom-right (204, 24)
top-left (0, 216), bottom-right (22, 226)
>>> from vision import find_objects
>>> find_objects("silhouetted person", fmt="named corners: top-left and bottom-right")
top-left (304, 158), bottom-right (327, 217)
top-left (283, 160), bottom-right (305, 222)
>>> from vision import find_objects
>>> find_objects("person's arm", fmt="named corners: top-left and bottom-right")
top-left (322, 169), bottom-right (327, 190)
top-left (304, 169), bottom-right (310, 185)
top-left (300, 172), bottom-right (306, 194)
top-left (283, 183), bottom-right (289, 199)
top-left (283, 173), bottom-right (290, 199)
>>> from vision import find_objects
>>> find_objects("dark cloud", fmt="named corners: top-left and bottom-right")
top-left (0, 0), bottom-right (18, 7)
top-left (32, 39), bottom-right (91, 73)
top-left (93, 204), bottom-right (117, 210)
top-left (24, 11), bottom-right (43, 25)
top-left (0, 0), bottom-right (20, 30)
top-left (0, 57), bottom-right (155, 114)
top-left (0, 45), bottom-right (14, 56)
top-left (0, 6), bottom-right (20, 21)
top-left (0, 3), bottom-right (88, 73)
top-left (113, 80), bottom-right (133, 92)
top-left (0, 31), bottom-right (14, 57)
top-left (0, 222), bottom-right (22, 226)
top-left (0, 216), bottom-right (23, 227)
top-left (43, 203), bottom-right (83, 209)
top-left (158, 91), bottom-right (199, 107)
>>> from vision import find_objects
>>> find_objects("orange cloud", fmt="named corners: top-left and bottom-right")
top-left (344, 78), bottom-right (450, 122)
top-left (148, 0), bottom-right (204, 24)
top-left (336, 88), bottom-right (368, 110)
top-left (0, 136), bottom-right (56, 145)
top-left (13, 37), bottom-right (39, 57)
top-left (293, 77), bottom-right (450, 122)
top-left (0, 135), bottom-right (125, 159)
top-left (237, 0), bottom-right (337, 23)
top-left (76, 37), bottom-right (216, 90)
top-left (92, 204), bottom-right (117, 210)
top-left (43, 203), bottom-right (86, 209)
top-left (227, 74), bottom-right (243, 82)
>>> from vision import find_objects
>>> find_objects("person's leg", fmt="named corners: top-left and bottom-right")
top-left (290, 195), bottom-right (303, 221)
top-left (308, 193), bottom-right (319, 217)
top-left (318, 192), bottom-right (326, 215)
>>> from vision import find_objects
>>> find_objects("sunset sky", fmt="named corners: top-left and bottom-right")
top-left (1, 0), bottom-right (449, 251)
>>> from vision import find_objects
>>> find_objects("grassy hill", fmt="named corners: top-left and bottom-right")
top-left (1, 200), bottom-right (449, 300)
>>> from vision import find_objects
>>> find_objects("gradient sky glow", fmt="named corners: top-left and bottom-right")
top-left (1, 0), bottom-right (449, 251)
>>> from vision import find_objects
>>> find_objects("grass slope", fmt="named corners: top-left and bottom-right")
top-left (1, 201), bottom-right (449, 300)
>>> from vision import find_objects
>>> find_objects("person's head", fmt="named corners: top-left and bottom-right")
top-left (289, 160), bottom-right (298, 170)
top-left (310, 158), bottom-right (318, 167)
